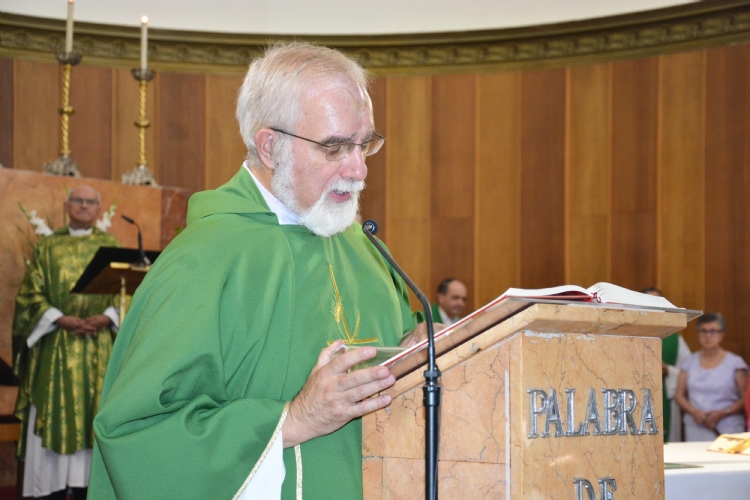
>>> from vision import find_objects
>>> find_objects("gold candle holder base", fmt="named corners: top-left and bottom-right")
top-left (122, 164), bottom-right (158, 186)
top-left (44, 154), bottom-right (81, 177)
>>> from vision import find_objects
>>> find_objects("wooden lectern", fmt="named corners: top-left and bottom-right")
top-left (362, 300), bottom-right (699, 499)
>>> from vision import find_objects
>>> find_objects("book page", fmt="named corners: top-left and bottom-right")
top-left (502, 284), bottom-right (591, 300)
top-left (587, 282), bottom-right (678, 309)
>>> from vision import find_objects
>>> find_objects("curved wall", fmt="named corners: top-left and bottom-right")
top-left (1, 3), bottom-right (750, 360)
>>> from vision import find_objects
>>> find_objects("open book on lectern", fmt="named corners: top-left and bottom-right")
top-left (379, 282), bottom-right (680, 379)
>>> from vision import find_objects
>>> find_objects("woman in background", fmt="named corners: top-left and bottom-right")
top-left (675, 312), bottom-right (748, 441)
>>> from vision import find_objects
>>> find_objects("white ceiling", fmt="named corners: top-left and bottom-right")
top-left (1, 0), bottom-right (698, 35)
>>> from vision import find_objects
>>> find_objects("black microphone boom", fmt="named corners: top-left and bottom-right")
top-left (120, 215), bottom-right (151, 267)
top-left (362, 220), bottom-right (440, 500)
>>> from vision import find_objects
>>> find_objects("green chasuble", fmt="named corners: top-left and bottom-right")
top-left (662, 333), bottom-right (679, 442)
top-left (13, 227), bottom-right (120, 458)
top-left (89, 168), bottom-right (420, 500)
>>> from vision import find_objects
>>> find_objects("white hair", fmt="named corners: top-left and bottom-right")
top-left (236, 42), bottom-right (370, 167)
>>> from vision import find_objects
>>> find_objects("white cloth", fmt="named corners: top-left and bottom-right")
top-left (27, 307), bottom-right (119, 348)
top-left (664, 441), bottom-right (750, 499)
top-left (23, 405), bottom-right (91, 498)
top-left (244, 162), bottom-right (298, 226)
top-left (237, 434), bottom-right (285, 500)
top-left (665, 336), bottom-right (691, 442)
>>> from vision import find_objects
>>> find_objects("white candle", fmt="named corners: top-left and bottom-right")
top-left (140, 16), bottom-right (148, 71)
top-left (65, 0), bottom-right (74, 53)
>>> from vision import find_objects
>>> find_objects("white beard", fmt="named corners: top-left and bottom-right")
top-left (271, 143), bottom-right (363, 237)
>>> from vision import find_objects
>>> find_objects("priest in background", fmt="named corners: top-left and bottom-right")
top-left (89, 42), bottom-right (426, 500)
top-left (431, 278), bottom-right (468, 327)
top-left (13, 185), bottom-right (120, 500)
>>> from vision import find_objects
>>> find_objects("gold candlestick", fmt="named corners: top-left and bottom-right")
top-left (122, 68), bottom-right (158, 186)
top-left (44, 52), bottom-right (82, 177)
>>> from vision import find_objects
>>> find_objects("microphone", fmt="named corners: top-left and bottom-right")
top-left (362, 220), bottom-right (440, 500)
top-left (120, 215), bottom-right (151, 267)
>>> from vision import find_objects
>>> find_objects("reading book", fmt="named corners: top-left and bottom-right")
top-left (382, 282), bottom-right (681, 379)
top-left (502, 282), bottom-right (677, 309)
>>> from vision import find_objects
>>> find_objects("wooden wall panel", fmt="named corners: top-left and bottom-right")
top-left (359, 77), bottom-right (387, 236)
top-left (431, 74), bottom-right (476, 306)
top-left (705, 44), bottom-right (750, 356)
top-left (0, 59), bottom-right (12, 169)
top-left (205, 74), bottom-right (245, 189)
top-left (565, 64), bottom-right (611, 287)
top-left (158, 73), bottom-right (206, 192)
top-left (475, 73), bottom-right (520, 306)
top-left (112, 69), bottom-right (158, 183)
top-left (6, 42), bottom-right (750, 362)
top-left (13, 60), bottom-right (58, 171)
top-left (70, 65), bottom-right (112, 179)
top-left (384, 76), bottom-right (431, 296)
top-left (610, 58), bottom-right (659, 292)
top-left (519, 69), bottom-right (566, 289)
top-left (658, 51), bottom-right (706, 342)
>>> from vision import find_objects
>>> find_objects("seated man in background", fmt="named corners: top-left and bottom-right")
top-left (89, 42), bottom-right (425, 500)
top-left (642, 287), bottom-right (690, 442)
top-left (13, 185), bottom-right (120, 500)
top-left (431, 278), bottom-right (468, 326)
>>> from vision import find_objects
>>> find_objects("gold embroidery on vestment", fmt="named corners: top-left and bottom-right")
top-left (328, 265), bottom-right (377, 346)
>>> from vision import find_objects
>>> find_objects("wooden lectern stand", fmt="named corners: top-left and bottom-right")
top-left (363, 300), bottom-right (699, 499)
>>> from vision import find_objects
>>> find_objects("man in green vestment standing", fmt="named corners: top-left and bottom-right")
top-left (89, 42), bottom-right (426, 500)
top-left (13, 185), bottom-right (120, 500)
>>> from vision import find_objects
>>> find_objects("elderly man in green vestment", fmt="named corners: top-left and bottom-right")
top-left (13, 185), bottom-right (120, 500)
top-left (89, 42), bottom-right (427, 499)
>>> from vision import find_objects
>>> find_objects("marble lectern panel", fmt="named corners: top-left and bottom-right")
top-left (514, 332), bottom-right (664, 498)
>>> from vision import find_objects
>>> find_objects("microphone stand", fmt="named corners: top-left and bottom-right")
top-left (362, 221), bottom-right (440, 500)
top-left (120, 215), bottom-right (151, 267)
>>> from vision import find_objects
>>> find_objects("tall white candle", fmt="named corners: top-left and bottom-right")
top-left (140, 16), bottom-right (148, 71)
top-left (65, 0), bottom-right (74, 53)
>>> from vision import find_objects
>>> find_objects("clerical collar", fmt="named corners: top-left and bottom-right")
top-left (243, 162), bottom-right (299, 226)
top-left (68, 226), bottom-right (93, 237)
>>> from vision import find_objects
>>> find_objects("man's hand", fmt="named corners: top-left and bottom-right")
top-left (55, 316), bottom-right (92, 336)
top-left (85, 314), bottom-right (112, 332)
top-left (662, 362), bottom-right (669, 378)
top-left (282, 340), bottom-right (396, 448)
top-left (399, 322), bottom-right (446, 348)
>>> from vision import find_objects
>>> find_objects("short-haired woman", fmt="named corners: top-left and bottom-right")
top-left (675, 312), bottom-right (748, 441)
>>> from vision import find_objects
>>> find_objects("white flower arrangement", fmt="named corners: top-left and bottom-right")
top-left (19, 204), bottom-right (53, 237)
top-left (95, 202), bottom-right (118, 232)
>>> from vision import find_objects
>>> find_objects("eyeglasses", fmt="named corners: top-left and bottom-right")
top-left (698, 328), bottom-right (724, 336)
top-left (271, 128), bottom-right (385, 161)
top-left (68, 197), bottom-right (99, 206)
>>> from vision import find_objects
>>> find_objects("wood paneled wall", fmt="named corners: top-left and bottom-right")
top-left (2, 42), bottom-right (750, 359)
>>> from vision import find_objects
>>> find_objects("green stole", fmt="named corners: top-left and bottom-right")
top-left (661, 333), bottom-right (679, 442)
top-left (430, 302), bottom-right (441, 323)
